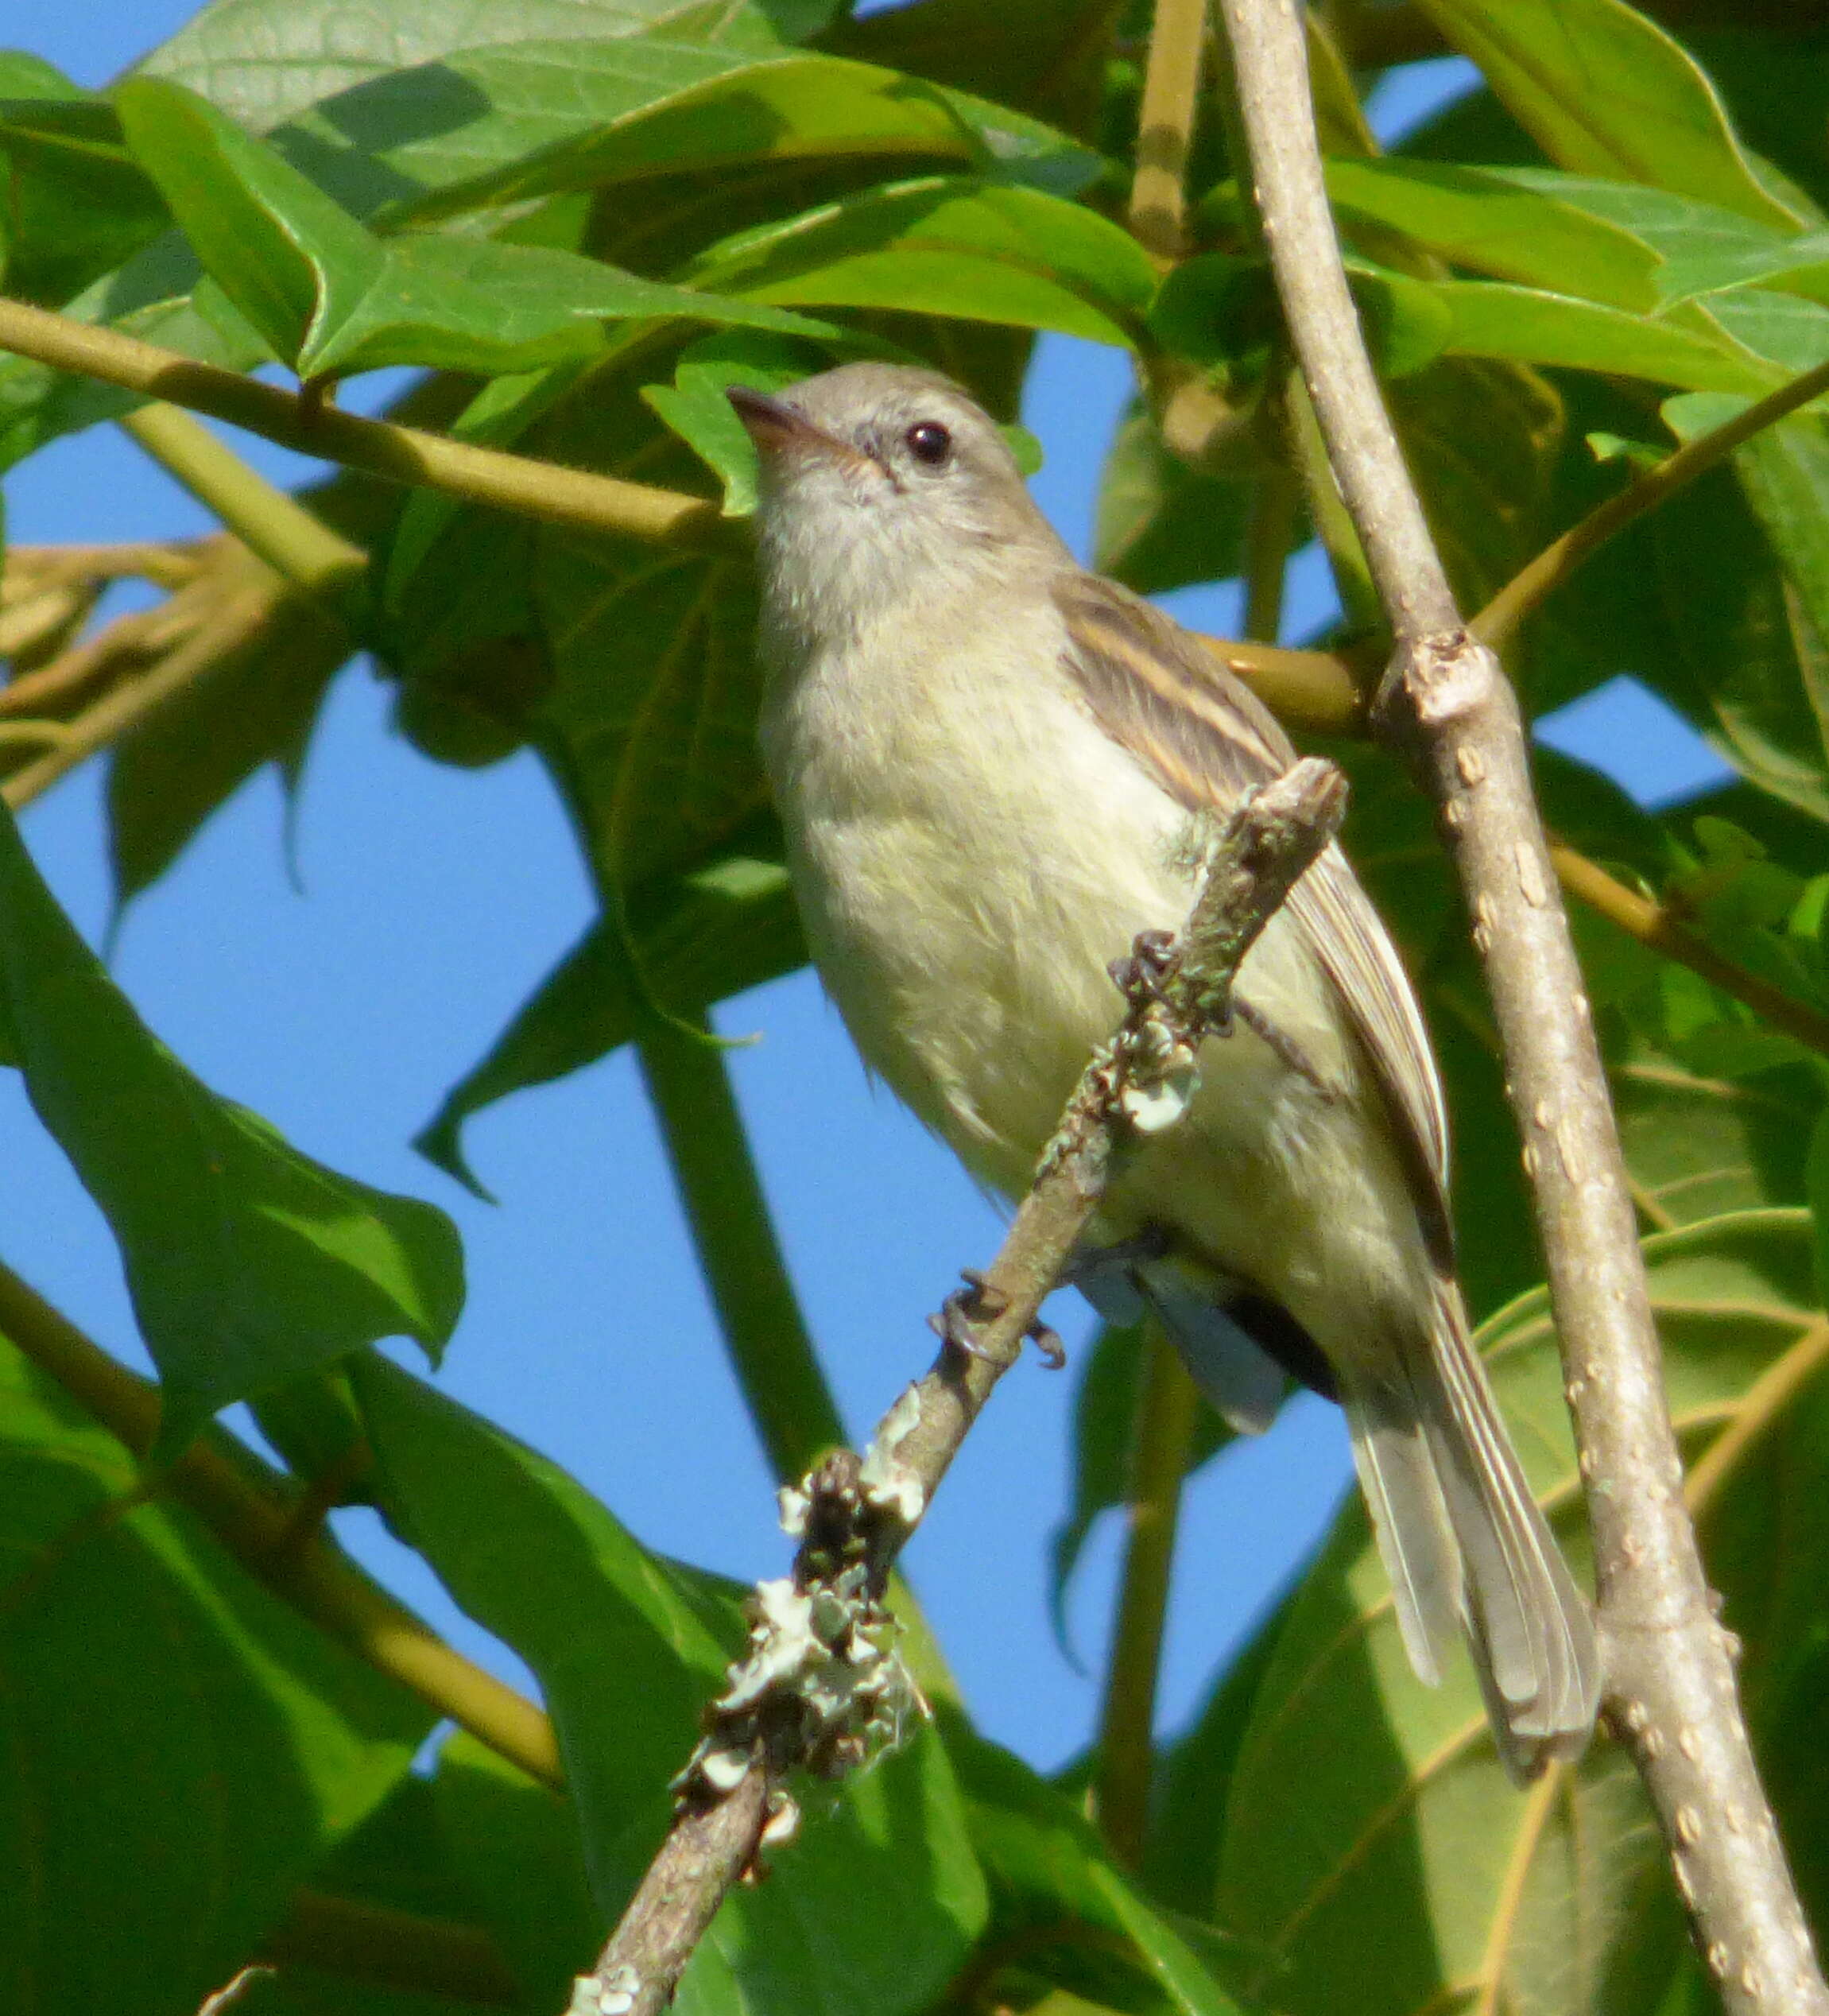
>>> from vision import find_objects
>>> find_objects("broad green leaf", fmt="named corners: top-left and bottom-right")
top-left (826, 0), bottom-right (1117, 145)
top-left (1483, 168), bottom-right (1804, 271)
top-left (353, 1354), bottom-right (989, 2016)
top-left (139, 0), bottom-right (820, 134)
top-left (1414, 0), bottom-right (1803, 231)
top-left (432, 1735), bottom-right (600, 2012)
top-left (298, 232), bottom-right (839, 382)
top-left (1324, 157), bottom-right (1662, 310)
top-left (1091, 403), bottom-right (1259, 596)
top-left (1657, 231), bottom-right (1829, 311)
top-left (0, 1334), bottom-right (430, 2014)
top-left (277, 42), bottom-right (1103, 227)
top-left (1212, 1209), bottom-right (1821, 2016)
top-left (417, 838), bottom-right (806, 1193)
top-left (1425, 277), bottom-right (1776, 394)
top-left (0, 77), bottom-right (170, 306)
top-left (114, 76), bottom-right (386, 374)
top-left (685, 176), bottom-right (1158, 350)
top-left (940, 1710), bottom-right (1247, 2016)
top-left (1389, 352), bottom-right (1564, 612)
top-left (0, 802), bottom-right (463, 1454)
top-left (114, 76), bottom-right (840, 382)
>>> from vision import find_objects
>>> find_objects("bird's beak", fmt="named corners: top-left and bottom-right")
top-left (727, 386), bottom-right (870, 472)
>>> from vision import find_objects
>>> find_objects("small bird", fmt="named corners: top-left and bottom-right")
top-left (728, 362), bottom-right (1598, 1777)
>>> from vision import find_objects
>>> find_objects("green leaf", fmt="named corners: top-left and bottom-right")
top-left (1091, 403), bottom-right (1258, 595)
top-left (686, 176), bottom-right (1158, 350)
top-left (417, 838), bottom-right (806, 1192)
top-left (0, 78), bottom-right (170, 306)
top-left (939, 1710), bottom-right (1247, 2016)
top-left (432, 1734), bottom-right (600, 2011)
top-left (1211, 1210), bottom-right (1819, 2016)
top-left (138, 0), bottom-right (819, 134)
top-left (0, 802), bottom-right (464, 1455)
top-left (114, 76), bottom-right (386, 373)
top-left (299, 231), bottom-right (839, 382)
top-left (1657, 230), bottom-right (1829, 310)
top-left (281, 42), bottom-right (1104, 227)
top-left (644, 328), bottom-right (837, 515)
top-left (1414, 0), bottom-right (1804, 231)
top-left (113, 76), bottom-right (842, 383)
top-left (1324, 157), bottom-right (1663, 310)
top-left (1424, 276), bottom-right (1777, 394)
top-left (354, 1354), bottom-right (989, 2016)
top-left (0, 1334), bottom-right (430, 2014)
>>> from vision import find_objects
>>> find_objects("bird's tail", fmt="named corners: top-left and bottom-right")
top-left (1342, 1281), bottom-right (1599, 1781)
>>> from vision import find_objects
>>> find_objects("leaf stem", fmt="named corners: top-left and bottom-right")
top-left (0, 295), bottom-right (730, 553)
top-left (1091, 1324), bottom-right (1201, 1867)
top-left (1548, 841), bottom-right (1829, 1061)
top-left (1474, 359), bottom-right (1829, 652)
top-left (118, 402), bottom-right (368, 617)
top-left (0, 1256), bottom-right (564, 1789)
top-left (1128, 0), bottom-right (1211, 261)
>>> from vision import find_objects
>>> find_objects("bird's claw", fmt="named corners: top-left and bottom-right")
top-left (1107, 927), bottom-right (1177, 1001)
top-left (928, 1270), bottom-right (1066, 1368)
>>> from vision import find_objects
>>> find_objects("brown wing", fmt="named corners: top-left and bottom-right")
top-left (1055, 571), bottom-right (1453, 1261)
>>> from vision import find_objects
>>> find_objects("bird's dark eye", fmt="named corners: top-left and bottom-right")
top-left (905, 420), bottom-right (952, 467)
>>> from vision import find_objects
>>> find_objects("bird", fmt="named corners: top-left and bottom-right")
top-left (726, 360), bottom-right (1598, 1778)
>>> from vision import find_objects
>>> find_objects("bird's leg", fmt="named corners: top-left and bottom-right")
top-left (929, 1269), bottom-right (1067, 1368)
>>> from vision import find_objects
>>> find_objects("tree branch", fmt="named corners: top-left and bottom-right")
top-left (0, 295), bottom-right (730, 554)
top-left (0, 1257), bottom-right (564, 1789)
top-left (567, 758), bottom-right (1348, 2016)
top-left (1128, 0), bottom-right (1211, 262)
top-left (118, 402), bottom-right (368, 617)
top-left (1474, 359), bottom-right (1829, 653)
top-left (1213, 4), bottom-right (1828, 2009)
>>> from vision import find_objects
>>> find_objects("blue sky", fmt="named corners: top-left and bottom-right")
top-left (2, 10), bottom-right (1733, 1770)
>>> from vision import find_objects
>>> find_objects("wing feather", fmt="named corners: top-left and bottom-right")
top-left (1055, 572), bottom-right (1453, 1258)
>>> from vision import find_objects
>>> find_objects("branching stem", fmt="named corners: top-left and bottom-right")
top-left (1213, 2), bottom-right (1829, 2007)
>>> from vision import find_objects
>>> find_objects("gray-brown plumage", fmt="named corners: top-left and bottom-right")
top-left (730, 361), bottom-right (1599, 1778)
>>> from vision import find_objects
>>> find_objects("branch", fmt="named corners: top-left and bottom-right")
top-left (1128, 0), bottom-right (1211, 262)
top-left (1091, 1322), bottom-right (1201, 1866)
top-left (0, 1257), bottom-right (564, 1789)
top-left (118, 402), bottom-right (368, 615)
top-left (1214, 4), bottom-right (1828, 2009)
top-left (567, 758), bottom-right (1348, 2016)
top-left (0, 295), bottom-right (730, 554)
top-left (1474, 359), bottom-right (1829, 653)
top-left (1548, 841), bottom-right (1829, 1061)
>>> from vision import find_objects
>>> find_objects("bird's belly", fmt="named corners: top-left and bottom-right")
top-left (766, 659), bottom-right (1434, 1361)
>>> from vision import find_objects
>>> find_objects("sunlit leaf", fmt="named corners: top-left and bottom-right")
top-left (0, 804), bottom-right (463, 1455)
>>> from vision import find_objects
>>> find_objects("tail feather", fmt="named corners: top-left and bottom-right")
top-left (1342, 1386), bottom-right (1459, 1689)
top-left (1420, 1281), bottom-right (1599, 1777)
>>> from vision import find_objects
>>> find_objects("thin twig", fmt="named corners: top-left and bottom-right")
top-left (1474, 359), bottom-right (1829, 653)
top-left (0, 295), bottom-right (730, 555)
top-left (1214, 3), bottom-right (1828, 2009)
top-left (0, 1258), bottom-right (564, 1789)
top-left (568, 758), bottom-right (1348, 2016)
top-left (1128, 0), bottom-right (1211, 262)
top-left (1548, 841), bottom-right (1829, 1061)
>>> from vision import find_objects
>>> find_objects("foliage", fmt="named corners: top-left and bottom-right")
top-left (3, 0), bottom-right (1829, 2011)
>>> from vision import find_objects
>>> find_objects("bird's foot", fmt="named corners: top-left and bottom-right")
top-left (929, 1270), bottom-right (1066, 1368)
